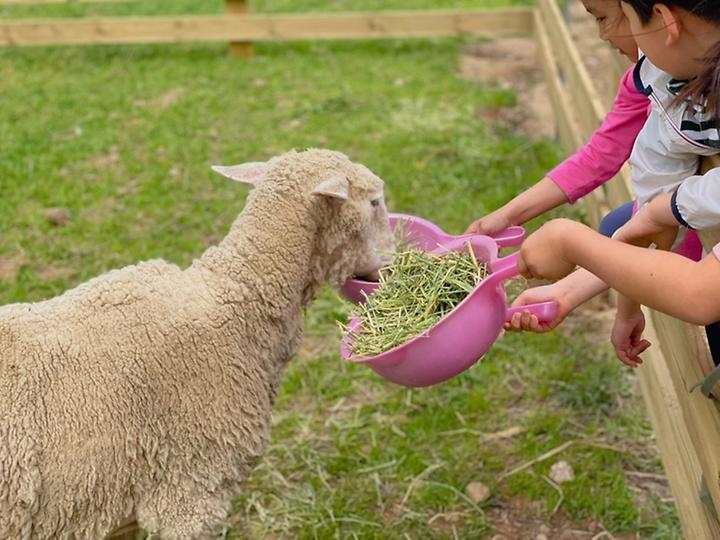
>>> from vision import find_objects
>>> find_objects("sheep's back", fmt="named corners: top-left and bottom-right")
top-left (0, 257), bottom-right (289, 537)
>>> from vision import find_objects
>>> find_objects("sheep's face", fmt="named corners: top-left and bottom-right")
top-left (336, 163), bottom-right (394, 281)
top-left (212, 149), bottom-right (394, 287)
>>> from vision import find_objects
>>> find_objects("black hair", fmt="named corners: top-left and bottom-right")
top-left (621, 0), bottom-right (720, 117)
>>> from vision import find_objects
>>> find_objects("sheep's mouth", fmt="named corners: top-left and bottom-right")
top-left (353, 270), bottom-right (380, 282)
top-left (353, 266), bottom-right (393, 282)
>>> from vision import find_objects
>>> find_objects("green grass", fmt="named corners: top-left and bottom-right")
top-left (1, 1), bottom-right (680, 538)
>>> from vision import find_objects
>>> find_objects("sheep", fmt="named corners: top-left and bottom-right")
top-left (0, 148), bottom-right (394, 540)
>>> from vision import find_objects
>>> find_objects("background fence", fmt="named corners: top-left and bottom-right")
top-left (0, 1), bottom-right (533, 54)
top-left (536, 0), bottom-right (720, 537)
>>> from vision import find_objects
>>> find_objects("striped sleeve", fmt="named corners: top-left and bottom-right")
top-left (674, 165), bottom-right (720, 229)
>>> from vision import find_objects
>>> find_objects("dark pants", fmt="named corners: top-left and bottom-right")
top-left (599, 202), bottom-right (720, 366)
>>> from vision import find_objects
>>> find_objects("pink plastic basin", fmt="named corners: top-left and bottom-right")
top-left (340, 237), bottom-right (557, 387)
top-left (340, 213), bottom-right (525, 304)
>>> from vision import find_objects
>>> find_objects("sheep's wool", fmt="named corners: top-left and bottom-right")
top-left (0, 149), bottom-right (392, 539)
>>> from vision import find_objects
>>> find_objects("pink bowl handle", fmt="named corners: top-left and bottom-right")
top-left (505, 301), bottom-right (559, 323)
top-left (490, 226), bottom-right (525, 247)
top-left (485, 250), bottom-right (521, 287)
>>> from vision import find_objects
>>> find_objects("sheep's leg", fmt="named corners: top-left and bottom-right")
top-left (138, 485), bottom-right (230, 540)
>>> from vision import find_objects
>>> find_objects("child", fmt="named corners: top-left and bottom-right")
top-left (509, 0), bottom-right (720, 365)
top-left (465, 0), bottom-right (645, 237)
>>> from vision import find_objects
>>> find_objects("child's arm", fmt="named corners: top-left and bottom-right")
top-left (467, 67), bottom-right (648, 234)
top-left (518, 218), bottom-right (720, 325)
top-left (466, 178), bottom-right (566, 234)
top-left (504, 268), bottom-right (608, 332)
top-left (546, 67), bottom-right (649, 203)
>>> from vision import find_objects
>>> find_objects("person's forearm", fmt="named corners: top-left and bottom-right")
top-left (555, 267), bottom-right (610, 309)
top-left (500, 177), bottom-right (568, 225)
top-left (565, 225), bottom-right (720, 324)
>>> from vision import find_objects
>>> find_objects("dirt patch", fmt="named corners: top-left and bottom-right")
top-left (560, 292), bottom-right (617, 345)
top-left (92, 145), bottom-right (120, 168)
top-left (484, 497), bottom-right (621, 539)
top-left (0, 255), bottom-right (25, 280)
top-left (458, 37), bottom-right (556, 139)
top-left (35, 265), bottom-right (73, 283)
top-left (134, 87), bottom-right (185, 111)
top-left (459, 38), bottom-right (539, 83)
top-left (43, 207), bottom-right (71, 227)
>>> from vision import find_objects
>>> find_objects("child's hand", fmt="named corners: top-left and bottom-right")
top-left (611, 301), bottom-right (651, 367)
top-left (517, 219), bottom-right (579, 280)
top-left (504, 283), bottom-right (572, 333)
top-left (465, 210), bottom-right (512, 235)
top-left (612, 193), bottom-right (679, 250)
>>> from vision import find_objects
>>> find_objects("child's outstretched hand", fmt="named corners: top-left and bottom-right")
top-left (612, 193), bottom-right (679, 250)
top-left (611, 298), bottom-right (651, 367)
top-left (465, 209), bottom-right (511, 235)
top-left (517, 219), bottom-right (579, 280)
top-left (505, 283), bottom-right (571, 333)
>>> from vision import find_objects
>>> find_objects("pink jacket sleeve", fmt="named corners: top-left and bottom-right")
top-left (546, 67), bottom-right (649, 203)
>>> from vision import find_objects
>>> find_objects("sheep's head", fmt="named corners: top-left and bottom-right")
top-left (212, 149), bottom-right (394, 298)
top-left (305, 155), bottom-right (395, 286)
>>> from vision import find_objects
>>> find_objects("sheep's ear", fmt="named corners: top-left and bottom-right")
top-left (311, 176), bottom-right (349, 201)
top-left (211, 162), bottom-right (269, 185)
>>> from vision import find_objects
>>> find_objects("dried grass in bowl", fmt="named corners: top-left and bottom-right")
top-left (344, 243), bottom-right (488, 357)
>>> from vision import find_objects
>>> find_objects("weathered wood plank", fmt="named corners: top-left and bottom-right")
top-left (538, 4), bottom-right (720, 535)
top-left (226, 0), bottom-right (252, 58)
top-left (637, 317), bottom-right (720, 539)
top-left (0, 8), bottom-right (534, 47)
top-left (533, 10), bottom-right (582, 154)
top-left (537, 0), bottom-right (605, 140)
top-left (0, 0), bottom-right (134, 4)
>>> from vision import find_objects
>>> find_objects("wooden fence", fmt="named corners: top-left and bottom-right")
top-left (0, 3), bottom-right (533, 54)
top-left (536, 0), bottom-right (720, 537)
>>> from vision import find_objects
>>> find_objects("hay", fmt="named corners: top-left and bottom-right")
top-left (345, 243), bottom-right (487, 357)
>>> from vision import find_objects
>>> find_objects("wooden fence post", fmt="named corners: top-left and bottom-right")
top-left (536, 0), bottom-right (720, 534)
top-left (226, 0), bottom-right (253, 58)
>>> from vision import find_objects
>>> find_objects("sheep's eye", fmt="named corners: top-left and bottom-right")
top-left (370, 198), bottom-right (380, 208)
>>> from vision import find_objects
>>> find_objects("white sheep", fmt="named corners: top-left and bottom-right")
top-left (0, 148), bottom-right (394, 540)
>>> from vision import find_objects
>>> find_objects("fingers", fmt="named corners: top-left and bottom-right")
top-left (465, 221), bottom-right (480, 235)
top-left (614, 339), bottom-right (651, 368)
top-left (504, 311), bottom-right (550, 333)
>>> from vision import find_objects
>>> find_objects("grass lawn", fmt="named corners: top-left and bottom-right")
top-left (1, 1), bottom-right (679, 538)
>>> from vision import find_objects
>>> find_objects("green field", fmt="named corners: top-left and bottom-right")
top-left (0, 1), bottom-right (679, 538)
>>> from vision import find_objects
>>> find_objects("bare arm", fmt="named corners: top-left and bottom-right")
top-left (466, 177), bottom-right (567, 234)
top-left (519, 219), bottom-right (720, 325)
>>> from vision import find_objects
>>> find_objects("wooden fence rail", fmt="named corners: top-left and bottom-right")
top-left (0, 0), bottom-right (135, 4)
top-left (0, 8), bottom-right (533, 47)
top-left (536, 0), bottom-right (720, 537)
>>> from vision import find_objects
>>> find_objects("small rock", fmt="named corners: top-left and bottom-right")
top-left (43, 207), bottom-right (71, 227)
top-left (539, 524), bottom-right (551, 535)
top-left (491, 535), bottom-right (508, 540)
top-left (465, 481), bottom-right (491, 504)
top-left (535, 534), bottom-right (549, 540)
top-left (549, 460), bottom-right (575, 484)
